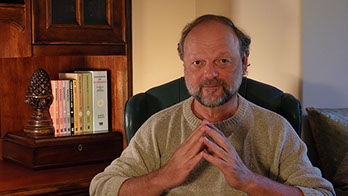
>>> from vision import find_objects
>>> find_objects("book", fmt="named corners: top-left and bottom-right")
top-left (65, 80), bottom-right (71, 136)
top-left (75, 72), bottom-right (93, 134)
top-left (84, 71), bottom-right (109, 133)
top-left (59, 71), bottom-right (109, 135)
top-left (58, 80), bottom-right (63, 136)
top-left (50, 80), bottom-right (60, 137)
top-left (59, 73), bottom-right (84, 135)
top-left (61, 80), bottom-right (68, 136)
top-left (69, 80), bottom-right (76, 135)
top-left (49, 83), bottom-right (56, 135)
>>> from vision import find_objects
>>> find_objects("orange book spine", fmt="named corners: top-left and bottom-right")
top-left (50, 81), bottom-right (56, 136)
top-left (51, 80), bottom-right (60, 137)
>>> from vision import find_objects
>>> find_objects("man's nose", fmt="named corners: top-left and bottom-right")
top-left (204, 63), bottom-right (219, 79)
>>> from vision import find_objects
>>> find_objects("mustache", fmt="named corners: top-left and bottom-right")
top-left (199, 78), bottom-right (228, 87)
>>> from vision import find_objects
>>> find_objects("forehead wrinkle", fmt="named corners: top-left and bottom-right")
top-left (184, 27), bottom-right (240, 59)
top-left (185, 38), bottom-right (239, 60)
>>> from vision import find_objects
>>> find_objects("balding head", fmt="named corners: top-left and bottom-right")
top-left (178, 15), bottom-right (251, 61)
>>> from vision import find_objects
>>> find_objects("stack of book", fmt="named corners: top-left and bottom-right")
top-left (49, 71), bottom-right (109, 137)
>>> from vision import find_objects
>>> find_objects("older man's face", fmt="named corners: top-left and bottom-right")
top-left (183, 21), bottom-right (245, 107)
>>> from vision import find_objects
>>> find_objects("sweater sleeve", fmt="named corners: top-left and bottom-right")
top-left (89, 120), bottom-right (162, 196)
top-left (274, 121), bottom-right (335, 196)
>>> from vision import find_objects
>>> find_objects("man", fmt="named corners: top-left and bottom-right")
top-left (90, 15), bottom-right (334, 195)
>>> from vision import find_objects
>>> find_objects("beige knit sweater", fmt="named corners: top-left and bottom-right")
top-left (90, 96), bottom-right (334, 196)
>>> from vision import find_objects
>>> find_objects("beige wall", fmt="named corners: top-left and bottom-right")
top-left (132, 0), bottom-right (194, 94)
top-left (132, 0), bottom-right (302, 100)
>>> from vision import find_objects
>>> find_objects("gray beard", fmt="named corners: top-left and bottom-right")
top-left (185, 73), bottom-right (243, 108)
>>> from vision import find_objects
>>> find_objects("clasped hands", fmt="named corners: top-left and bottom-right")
top-left (156, 120), bottom-right (255, 193)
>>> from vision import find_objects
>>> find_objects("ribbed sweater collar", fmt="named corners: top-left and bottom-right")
top-left (183, 94), bottom-right (249, 132)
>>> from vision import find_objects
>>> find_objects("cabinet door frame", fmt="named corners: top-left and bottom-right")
top-left (32, 0), bottom-right (125, 44)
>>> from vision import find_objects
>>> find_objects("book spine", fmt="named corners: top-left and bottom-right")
top-left (62, 80), bottom-right (67, 136)
top-left (66, 80), bottom-right (71, 136)
top-left (69, 80), bottom-right (75, 135)
top-left (83, 73), bottom-right (93, 134)
top-left (50, 80), bottom-right (60, 137)
top-left (77, 74), bottom-right (84, 135)
top-left (87, 73), bottom-right (93, 134)
top-left (93, 71), bottom-right (108, 133)
top-left (58, 80), bottom-right (63, 137)
top-left (49, 81), bottom-right (55, 133)
top-left (55, 81), bottom-right (60, 137)
top-left (73, 80), bottom-right (78, 135)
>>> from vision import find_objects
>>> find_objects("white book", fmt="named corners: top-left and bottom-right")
top-left (76, 71), bottom-right (108, 133)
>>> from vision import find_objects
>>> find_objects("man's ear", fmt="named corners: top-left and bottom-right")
top-left (242, 51), bottom-right (249, 75)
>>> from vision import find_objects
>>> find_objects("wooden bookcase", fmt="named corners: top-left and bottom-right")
top-left (0, 0), bottom-right (132, 160)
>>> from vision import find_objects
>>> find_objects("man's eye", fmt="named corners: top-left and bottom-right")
top-left (193, 61), bottom-right (201, 65)
top-left (220, 59), bottom-right (228, 63)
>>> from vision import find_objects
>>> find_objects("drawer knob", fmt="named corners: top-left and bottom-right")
top-left (78, 144), bottom-right (83, 151)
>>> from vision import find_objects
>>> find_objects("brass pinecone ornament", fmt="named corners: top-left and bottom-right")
top-left (24, 68), bottom-right (54, 136)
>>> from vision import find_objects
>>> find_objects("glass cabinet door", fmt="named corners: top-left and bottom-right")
top-left (32, 0), bottom-right (125, 44)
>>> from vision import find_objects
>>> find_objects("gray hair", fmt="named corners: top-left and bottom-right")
top-left (177, 14), bottom-right (251, 60)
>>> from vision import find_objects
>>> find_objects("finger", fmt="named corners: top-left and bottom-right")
top-left (178, 123), bottom-right (206, 154)
top-left (184, 136), bottom-right (205, 160)
top-left (204, 125), bottom-right (232, 154)
top-left (203, 151), bottom-right (227, 171)
top-left (183, 122), bottom-right (206, 145)
top-left (203, 137), bottom-right (230, 163)
top-left (203, 142), bottom-right (217, 157)
top-left (206, 123), bottom-right (225, 137)
top-left (205, 145), bottom-right (215, 156)
top-left (185, 151), bottom-right (204, 171)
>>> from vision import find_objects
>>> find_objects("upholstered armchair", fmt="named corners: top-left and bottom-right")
top-left (124, 77), bottom-right (302, 145)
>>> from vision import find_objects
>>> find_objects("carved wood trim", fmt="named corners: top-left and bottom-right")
top-left (0, 6), bottom-right (25, 31)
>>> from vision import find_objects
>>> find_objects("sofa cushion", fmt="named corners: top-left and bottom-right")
top-left (306, 107), bottom-right (348, 189)
top-left (333, 152), bottom-right (348, 189)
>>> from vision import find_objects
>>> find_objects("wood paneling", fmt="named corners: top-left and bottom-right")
top-left (0, 55), bottom-right (130, 158)
top-left (0, 2), bottom-right (31, 57)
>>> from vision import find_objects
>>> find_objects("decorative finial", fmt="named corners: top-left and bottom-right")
top-left (24, 68), bottom-right (54, 136)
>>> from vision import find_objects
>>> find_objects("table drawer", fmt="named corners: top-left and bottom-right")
top-left (3, 131), bottom-right (123, 169)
